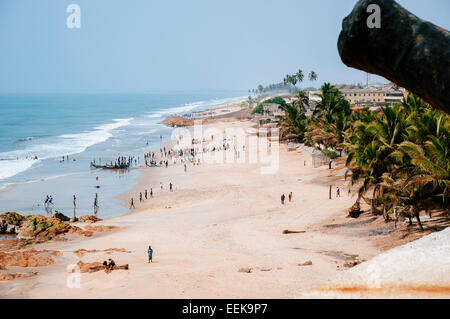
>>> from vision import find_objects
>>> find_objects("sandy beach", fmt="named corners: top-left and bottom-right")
top-left (2, 0), bottom-right (449, 304)
top-left (0, 110), bottom-right (448, 299)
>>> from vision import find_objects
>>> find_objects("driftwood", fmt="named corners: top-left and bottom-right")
top-left (338, 0), bottom-right (450, 114)
top-left (282, 230), bottom-right (306, 234)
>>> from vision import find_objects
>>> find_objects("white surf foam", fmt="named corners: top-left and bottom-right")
top-left (145, 96), bottom-right (246, 120)
top-left (0, 118), bottom-right (133, 181)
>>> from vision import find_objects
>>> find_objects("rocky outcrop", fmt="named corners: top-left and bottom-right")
top-left (84, 224), bottom-right (118, 232)
top-left (17, 215), bottom-right (77, 240)
top-left (1, 212), bottom-right (80, 239)
top-left (160, 116), bottom-right (194, 127)
top-left (0, 249), bottom-right (61, 269)
top-left (79, 215), bottom-right (103, 223)
top-left (0, 212), bottom-right (24, 234)
top-left (238, 267), bottom-right (252, 273)
top-left (0, 212), bottom-right (108, 244)
top-left (338, 0), bottom-right (450, 114)
top-left (0, 271), bottom-right (38, 282)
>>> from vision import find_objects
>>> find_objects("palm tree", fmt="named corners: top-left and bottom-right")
top-left (295, 90), bottom-right (309, 112)
top-left (296, 69), bottom-right (304, 85)
top-left (313, 83), bottom-right (350, 119)
top-left (257, 85), bottom-right (264, 94)
top-left (279, 103), bottom-right (307, 141)
top-left (308, 71), bottom-right (318, 83)
top-left (345, 105), bottom-right (410, 215)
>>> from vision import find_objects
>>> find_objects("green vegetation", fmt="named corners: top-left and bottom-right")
top-left (251, 104), bottom-right (264, 114)
top-left (249, 69), bottom-right (318, 96)
top-left (321, 149), bottom-right (339, 159)
top-left (251, 96), bottom-right (289, 114)
top-left (278, 82), bottom-right (449, 230)
top-left (264, 97), bottom-right (288, 109)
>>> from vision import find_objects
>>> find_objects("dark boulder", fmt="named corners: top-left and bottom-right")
top-left (338, 0), bottom-right (450, 114)
top-left (52, 211), bottom-right (70, 222)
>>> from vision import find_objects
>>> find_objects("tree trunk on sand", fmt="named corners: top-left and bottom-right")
top-left (412, 206), bottom-right (424, 232)
top-left (383, 206), bottom-right (390, 222)
top-left (371, 188), bottom-right (380, 215)
top-left (408, 215), bottom-right (413, 226)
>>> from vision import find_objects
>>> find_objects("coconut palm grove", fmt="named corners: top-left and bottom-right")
top-left (253, 77), bottom-right (449, 232)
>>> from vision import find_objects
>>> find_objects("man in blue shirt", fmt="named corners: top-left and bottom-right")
top-left (148, 246), bottom-right (153, 263)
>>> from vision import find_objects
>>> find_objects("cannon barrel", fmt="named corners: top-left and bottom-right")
top-left (338, 0), bottom-right (450, 114)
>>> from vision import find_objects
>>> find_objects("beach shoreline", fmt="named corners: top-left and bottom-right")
top-left (0, 94), bottom-right (249, 219)
top-left (0, 101), bottom-right (448, 299)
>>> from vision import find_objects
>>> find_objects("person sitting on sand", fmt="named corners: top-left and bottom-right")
top-left (148, 246), bottom-right (153, 263)
top-left (103, 258), bottom-right (115, 270)
top-left (281, 194), bottom-right (285, 205)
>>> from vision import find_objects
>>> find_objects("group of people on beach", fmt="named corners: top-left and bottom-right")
top-left (130, 181), bottom-right (175, 209)
top-left (43, 192), bottom-right (99, 216)
top-left (43, 195), bottom-right (54, 214)
top-left (90, 155), bottom-right (140, 169)
top-left (280, 192), bottom-right (293, 205)
top-left (60, 155), bottom-right (73, 163)
top-left (103, 246), bottom-right (153, 269)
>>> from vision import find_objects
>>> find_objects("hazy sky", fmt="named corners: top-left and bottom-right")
top-left (0, 0), bottom-right (449, 93)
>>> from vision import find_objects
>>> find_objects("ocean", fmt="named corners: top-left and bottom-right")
top-left (0, 92), bottom-right (246, 218)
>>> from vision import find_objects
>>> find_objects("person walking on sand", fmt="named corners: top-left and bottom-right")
top-left (140, 192), bottom-right (143, 202)
top-left (145, 189), bottom-right (148, 200)
top-left (336, 187), bottom-right (341, 198)
top-left (147, 246), bottom-right (153, 263)
top-left (169, 182), bottom-right (173, 192)
top-left (130, 198), bottom-right (135, 209)
top-left (94, 193), bottom-right (99, 215)
top-left (73, 195), bottom-right (77, 220)
top-left (184, 163), bottom-right (187, 172)
top-left (150, 188), bottom-right (153, 197)
top-left (281, 194), bottom-right (285, 205)
top-left (288, 192), bottom-right (292, 202)
top-left (160, 182), bottom-right (163, 190)
top-left (44, 195), bottom-right (50, 215)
